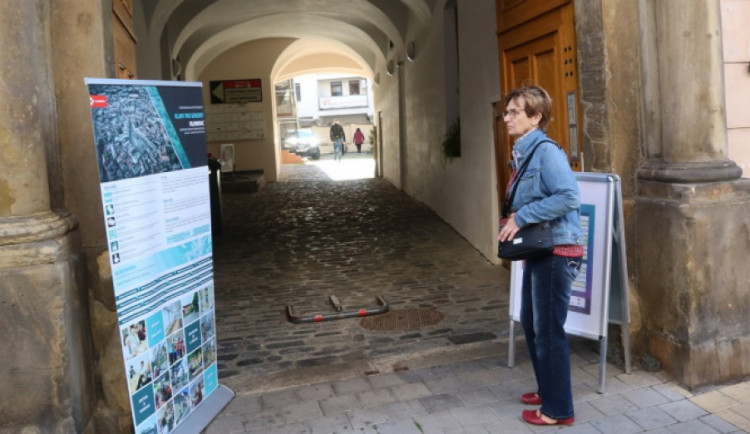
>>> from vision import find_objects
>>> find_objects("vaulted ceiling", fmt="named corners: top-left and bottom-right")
top-left (135, 0), bottom-right (438, 81)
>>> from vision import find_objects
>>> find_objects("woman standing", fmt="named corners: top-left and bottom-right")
top-left (497, 85), bottom-right (583, 426)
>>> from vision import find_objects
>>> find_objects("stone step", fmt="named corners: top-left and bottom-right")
top-left (221, 169), bottom-right (265, 193)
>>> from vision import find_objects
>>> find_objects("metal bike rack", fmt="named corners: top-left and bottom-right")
top-left (286, 295), bottom-right (389, 324)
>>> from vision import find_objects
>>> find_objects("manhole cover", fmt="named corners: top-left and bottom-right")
top-left (359, 308), bottom-right (444, 331)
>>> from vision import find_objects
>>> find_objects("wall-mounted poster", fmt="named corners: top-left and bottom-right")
top-left (85, 78), bottom-right (233, 434)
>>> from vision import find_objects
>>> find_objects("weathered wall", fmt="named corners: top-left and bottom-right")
top-left (575, 0), bottom-right (645, 347)
top-left (575, 0), bottom-right (642, 189)
top-left (51, 0), bottom-right (137, 430)
top-left (0, 239), bottom-right (90, 433)
top-left (1, 0), bottom-right (98, 432)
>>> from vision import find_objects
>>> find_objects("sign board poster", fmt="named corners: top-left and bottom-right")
top-left (507, 173), bottom-right (631, 391)
top-left (509, 173), bottom-right (617, 339)
top-left (210, 78), bottom-right (262, 104)
top-left (85, 78), bottom-right (232, 434)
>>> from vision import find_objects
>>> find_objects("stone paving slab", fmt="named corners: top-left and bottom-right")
top-left (205, 349), bottom-right (750, 433)
top-left (204, 162), bottom-right (750, 433)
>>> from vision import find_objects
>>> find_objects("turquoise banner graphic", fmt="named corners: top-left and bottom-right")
top-left (86, 78), bottom-right (227, 434)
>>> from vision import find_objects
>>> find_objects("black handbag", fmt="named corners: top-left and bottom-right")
top-left (497, 221), bottom-right (553, 260)
top-left (497, 141), bottom-right (554, 261)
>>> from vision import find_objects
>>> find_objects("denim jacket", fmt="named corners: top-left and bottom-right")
top-left (509, 129), bottom-right (583, 246)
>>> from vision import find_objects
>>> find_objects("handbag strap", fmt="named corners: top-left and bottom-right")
top-left (502, 140), bottom-right (553, 218)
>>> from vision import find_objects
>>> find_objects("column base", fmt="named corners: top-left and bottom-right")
top-left (635, 177), bottom-right (750, 389)
top-left (0, 211), bottom-right (95, 432)
top-left (638, 160), bottom-right (742, 183)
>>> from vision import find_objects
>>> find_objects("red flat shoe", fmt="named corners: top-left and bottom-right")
top-left (522, 409), bottom-right (574, 426)
top-left (520, 392), bottom-right (542, 405)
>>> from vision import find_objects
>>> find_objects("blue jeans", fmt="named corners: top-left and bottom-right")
top-left (334, 138), bottom-right (344, 160)
top-left (520, 254), bottom-right (581, 420)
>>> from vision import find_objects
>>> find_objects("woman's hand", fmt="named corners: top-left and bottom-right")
top-left (498, 213), bottom-right (521, 242)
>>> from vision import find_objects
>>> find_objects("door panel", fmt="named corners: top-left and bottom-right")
top-left (497, 0), bottom-right (568, 33)
top-left (494, 0), bottom-right (581, 211)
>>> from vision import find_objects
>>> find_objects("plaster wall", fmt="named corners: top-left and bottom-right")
top-left (400, 6), bottom-right (450, 199)
top-left (199, 38), bottom-right (297, 182)
top-left (721, 0), bottom-right (750, 177)
top-left (432, 0), bottom-right (501, 259)
top-left (280, 53), bottom-right (363, 78)
top-left (373, 0), bottom-right (500, 260)
top-left (374, 65), bottom-right (402, 189)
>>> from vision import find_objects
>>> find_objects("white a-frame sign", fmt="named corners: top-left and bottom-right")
top-left (507, 172), bottom-right (632, 393)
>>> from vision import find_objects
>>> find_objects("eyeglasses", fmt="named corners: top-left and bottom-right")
top-left (503, 108), bottom-right (525, 119)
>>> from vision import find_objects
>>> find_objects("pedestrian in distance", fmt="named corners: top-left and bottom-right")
top-left (353, 127), bottom-right (365, 153)
top-left (497, 84), bottom-right (583, 427)
top-left (330, 119), bottom-right (346, 161)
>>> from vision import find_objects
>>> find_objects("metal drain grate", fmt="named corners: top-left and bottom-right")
top-left (359, 308), bottom-right (445, 331)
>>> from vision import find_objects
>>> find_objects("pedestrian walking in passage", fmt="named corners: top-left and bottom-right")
top-left (497, 85), bottom-right (583, 427)
top-left (353, 127), bottom-right (365, 153)
top-left (330, 119), bottom-right (345, 161)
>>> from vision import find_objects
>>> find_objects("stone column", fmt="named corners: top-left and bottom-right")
top-left (636, 0), bottom-right (750, 388)
top-left (0, 1), bottom-right (95, 432)
top-left (639, 0), bottom-right (742, 182)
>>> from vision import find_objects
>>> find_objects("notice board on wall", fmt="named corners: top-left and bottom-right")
top-left (205, 103), bottom-right (264, 141)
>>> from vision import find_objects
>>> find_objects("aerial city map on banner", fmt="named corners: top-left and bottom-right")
top-left (86, 78), bottom-right (230, 434)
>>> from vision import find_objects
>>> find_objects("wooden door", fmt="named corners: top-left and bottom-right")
top-left (113, 0), bottom-right (137, 79)
top-left (494, 0), bottom-right (582, 208)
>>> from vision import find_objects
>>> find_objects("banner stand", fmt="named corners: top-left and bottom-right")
top-left (173, 385), bottom-right (234, 434)
top-left (506, 173), bottom-right (631, 394)
top-left (85, 78), bottom-right (234, 433)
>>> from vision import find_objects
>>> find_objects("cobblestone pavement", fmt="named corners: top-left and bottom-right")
top-left (207, 161), bottom-right (750, 433)
top-left (213, 160), bottom-right (508, 393)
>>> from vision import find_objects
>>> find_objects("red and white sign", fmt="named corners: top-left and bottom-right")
top-left (90, 95), bottom-right (108, 108)
top-left (210, 79), bottom-right (262, 103)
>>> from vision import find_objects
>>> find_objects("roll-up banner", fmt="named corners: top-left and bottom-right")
top-left (85, 78), bottom-right (233, 434)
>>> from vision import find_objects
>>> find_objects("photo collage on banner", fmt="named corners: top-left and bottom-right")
top-left (86, 79), bottom-right (220, 434)
top-left (568, 204), bottom-right (595, 315)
